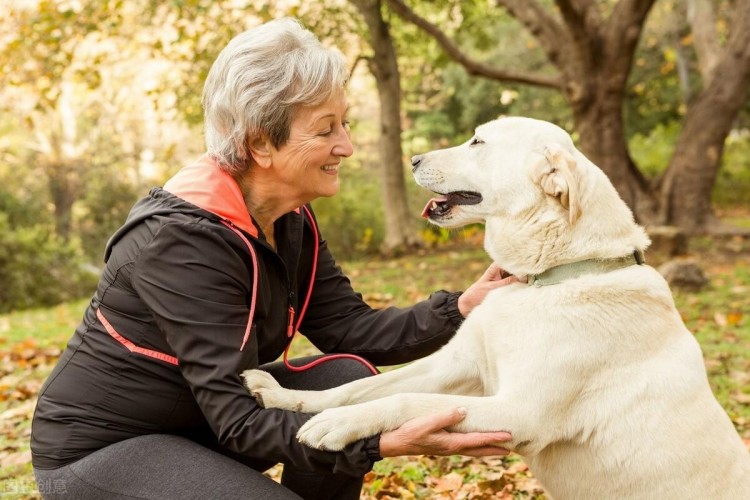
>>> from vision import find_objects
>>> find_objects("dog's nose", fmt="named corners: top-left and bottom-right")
top-left (411, 154), bottom-right (424, 172)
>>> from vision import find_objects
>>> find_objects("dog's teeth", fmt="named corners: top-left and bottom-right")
top-left (432, 202), bottom-right (438, 210)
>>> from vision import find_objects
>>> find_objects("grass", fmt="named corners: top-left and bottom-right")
top-left (1, 235), bottom-right (749, 499)
top-left (0, 300), bottom-right (88, 346)
top-left (673, 260), bottom-right (750, 428)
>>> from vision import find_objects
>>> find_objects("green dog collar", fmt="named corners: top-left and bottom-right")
top-left (528, 250), bottom-right (645, 287)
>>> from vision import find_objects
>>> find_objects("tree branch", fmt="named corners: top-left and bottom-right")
top-left (348, 55), bottom-right (370, 82)
top-left (687, 0), bottom-right (724, 85)
top-left (603, 0), bottom-right (657, 71)
top-left (384, 0), bottom-right (562, 88)
top-left (554, 0), bottom-right (602, 38)
top-left (495, 0), bottom-right (573, 71)
top-left (706, 0), bottom-right (750, 89)
top-left (725, 0), bottom-right (750, 63)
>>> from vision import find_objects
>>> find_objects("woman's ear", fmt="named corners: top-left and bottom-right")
top-left (248, 137), bottom-right (273, 168)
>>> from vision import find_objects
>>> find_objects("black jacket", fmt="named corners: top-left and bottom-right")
top-left (31, 156), bottom-right (464, 476)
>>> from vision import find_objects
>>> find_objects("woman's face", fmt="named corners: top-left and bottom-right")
top-left (268, 93), bottom-right (353, 204)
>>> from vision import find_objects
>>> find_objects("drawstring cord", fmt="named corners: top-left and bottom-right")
top-left (281, 206), bottom-right (378, 375)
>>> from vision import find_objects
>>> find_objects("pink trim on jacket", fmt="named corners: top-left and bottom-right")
top-left (220, 220), bottom-right (258, 352)
top-left (97, 308), bottom-right (179, 366)
top-left (294, 205), bottom-right (318, 332)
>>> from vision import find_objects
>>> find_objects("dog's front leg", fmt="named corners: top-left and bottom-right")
top-left (297, 393), bottom-right (519, 452)
top-left (242, 343), bottom-right (482, 413)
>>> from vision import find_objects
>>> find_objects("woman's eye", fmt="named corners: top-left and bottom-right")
top-left (319, 120), bottom-right (350, 136)
top-left (470, 137), bottom-right (484, 146)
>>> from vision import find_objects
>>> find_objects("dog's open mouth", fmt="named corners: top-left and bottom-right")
top-left (421, 191), bottom-right (483, 219)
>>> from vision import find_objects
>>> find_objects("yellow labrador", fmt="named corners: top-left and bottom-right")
top-left (243, 117), bottom-right (750, 499)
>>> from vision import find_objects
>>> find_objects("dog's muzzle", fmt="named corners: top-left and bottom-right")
top-left (411, 154), bottom-right (424, 172)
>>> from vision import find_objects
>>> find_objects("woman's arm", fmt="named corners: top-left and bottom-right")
top-left (300, 236), bottom-right (515, 365)
top-left (298, 236), bottom-right (464, 365)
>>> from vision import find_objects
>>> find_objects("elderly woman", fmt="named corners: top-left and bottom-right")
top-left (31, 18), bottom-right (512, 500)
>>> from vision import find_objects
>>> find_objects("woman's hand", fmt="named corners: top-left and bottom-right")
top-left (458, 263), bottom-right (521, 317)
top-left (378, 407), bottom-right (512, 458)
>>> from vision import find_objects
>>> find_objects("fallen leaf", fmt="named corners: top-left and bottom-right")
top-left (0, 399), bottom-right (35, 420)
top-left (504, 461), bottom-right (529, 474)
top-left (432, 472), bottom-right (463, 492)
top-left (478, 477), bottom-right (507, 491)
top-left (727, 311), bottom-right (743, 326)
top-left (515, 476), bottom-right (545, 494)
top-left (714, 312), bottom-right (727, 326)
top-left (2, 450), bottom-right (31, 466)
top-left (729, 370), bottom-right (750, 385)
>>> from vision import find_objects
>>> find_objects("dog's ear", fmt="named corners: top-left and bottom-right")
top-left (534, 145), bottom-right (583, 224)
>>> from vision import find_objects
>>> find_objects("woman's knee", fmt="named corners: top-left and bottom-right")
top-left (263, 355), bottom-right (377, 391)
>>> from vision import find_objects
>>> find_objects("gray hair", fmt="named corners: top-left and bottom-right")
top-left (202, 18), bottom-right (348, 176)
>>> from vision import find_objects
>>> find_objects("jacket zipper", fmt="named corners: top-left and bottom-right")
top-left (287, 306), bottom-right (295, 339)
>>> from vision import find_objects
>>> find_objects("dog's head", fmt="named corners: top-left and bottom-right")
top-left (412, 117), bottom-right (650, 274)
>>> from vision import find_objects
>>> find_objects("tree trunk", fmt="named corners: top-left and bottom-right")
top-left (350, 0), bottom-right (420, 255)
top-left (570, 88), bottom-right (654, 219)
top-left (554, 0), bottom-right (657, 221)
top-left (48, 161), bottom-right (79, 241)
top-left (661, 2), bottom-right (750, 233)
top-left (674, 34), bottom-right (692, 103)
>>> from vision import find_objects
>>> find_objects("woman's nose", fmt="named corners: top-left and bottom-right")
top-left (333, 130), bottom-right (354, 158)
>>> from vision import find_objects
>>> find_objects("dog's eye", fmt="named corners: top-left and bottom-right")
top-left (470, 137), bottom-right (484, 146)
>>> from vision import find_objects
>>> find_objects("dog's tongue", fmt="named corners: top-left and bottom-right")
top-left (421, 195), bottom-right (448, 218)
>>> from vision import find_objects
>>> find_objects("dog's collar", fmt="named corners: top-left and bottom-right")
top-left (528, 250), bottom-right (645, 287)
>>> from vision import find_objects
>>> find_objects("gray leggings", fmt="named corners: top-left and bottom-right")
top-left (33, 356), bottom-right (376, 500)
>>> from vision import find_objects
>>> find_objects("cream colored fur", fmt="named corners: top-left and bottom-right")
top-left (242, 117), bottom-right (750, 499)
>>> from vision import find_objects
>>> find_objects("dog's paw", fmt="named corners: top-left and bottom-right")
top-left (240, 369), bottom-right (302, 410)
top-left (240, 369), bottom-right (281, 407)
top-left (297, 406), bottom-right (381, 451)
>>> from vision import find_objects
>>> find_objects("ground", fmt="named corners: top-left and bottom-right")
top-left (1, 230), bottom-right (749, 499)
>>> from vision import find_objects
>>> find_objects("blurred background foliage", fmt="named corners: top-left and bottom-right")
top-left (0, 0), bottom-right (749, 312)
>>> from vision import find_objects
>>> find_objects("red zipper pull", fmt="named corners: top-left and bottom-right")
top-left (287, 306), bottom-right (295, 338)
